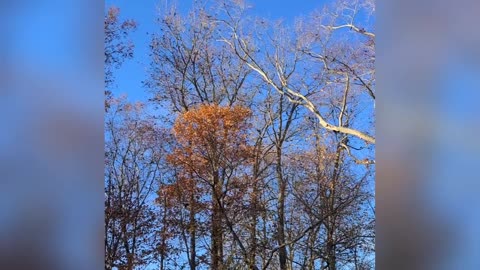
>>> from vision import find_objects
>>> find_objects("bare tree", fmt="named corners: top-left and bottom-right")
top-left (147, 3), bottom-right (253, 112)
top-left (105, 98), bottom-right (165, 270)
top-left (104, 6), bottom-right (137, 111)
top-left (218, 0), bottom-right (375, 145)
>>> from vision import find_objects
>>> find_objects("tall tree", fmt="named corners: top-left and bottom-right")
top-left (105, 98), bottom-right (165, 270)
top-left (168, 104), bottom-right (254, 269)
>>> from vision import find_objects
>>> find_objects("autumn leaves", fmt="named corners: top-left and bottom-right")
top-left (163, 104), bottom-right (255, 269)
top-left (169, 104), bottom-right (253, 176)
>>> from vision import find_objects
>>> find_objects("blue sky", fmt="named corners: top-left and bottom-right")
top-left (105, 0), bottom-right (330, 102)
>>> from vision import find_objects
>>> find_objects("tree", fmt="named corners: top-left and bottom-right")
top-left (265, 93), bottom-right (301, 270)
top-left (104, 6), bottom-right (137, 111)
top-left (284, 121), bottom-right (374, 270)
top-left (219, 0), bottom-right (375, 145)
top-left (147, 4), bottom-right (253, 112)
top-left (167, 104), bottom-right (254, 269)
top-left (105, 98), bottom-right (165, 270)
top-left (157, 168), bottom-right (210, 270)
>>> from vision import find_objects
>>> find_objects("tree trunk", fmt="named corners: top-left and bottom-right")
top-left (211, 171), bottom-right (223, 270)
top-left (276, 147), bottom-right (288, 270)
top-left (159, 197), bottom-right (166, 270)
top-left (122, 220), bottom-right (134, 270)
top-left (326, 142), bottom-right (344, 270)
top-left (189, 191), bottom-right (197, 270)
top-left (249, 182), bottom-right (258, 270)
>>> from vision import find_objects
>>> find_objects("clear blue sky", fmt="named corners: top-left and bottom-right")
top-left (104, 0), bottom-right (330, 102)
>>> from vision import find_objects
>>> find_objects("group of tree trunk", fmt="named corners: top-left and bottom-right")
top-left (105, 0), bottom-right (375, 269)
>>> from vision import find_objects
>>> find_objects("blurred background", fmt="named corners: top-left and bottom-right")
top-left (378, 0), bottom-right (480, 269)
top-left (0, 0), bottom-right (103, 269)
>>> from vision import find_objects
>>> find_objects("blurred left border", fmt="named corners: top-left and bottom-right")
top-left (0, 1), bottom-right (104, 269)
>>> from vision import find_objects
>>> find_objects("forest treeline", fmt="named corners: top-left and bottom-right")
top-left (105, 1), bottom-right (375, 269)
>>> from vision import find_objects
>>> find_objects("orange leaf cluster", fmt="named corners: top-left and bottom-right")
top-left (167, 104), bottom-right (253, 179)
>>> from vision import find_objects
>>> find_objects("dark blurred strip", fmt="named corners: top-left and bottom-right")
top-left (378, 0), bottom-right (480, 269)
top-left (0, 1), bottom-right (104, 270)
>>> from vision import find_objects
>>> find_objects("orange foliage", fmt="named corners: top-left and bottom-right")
top-left (167, 104), bottom-right (253, 179)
